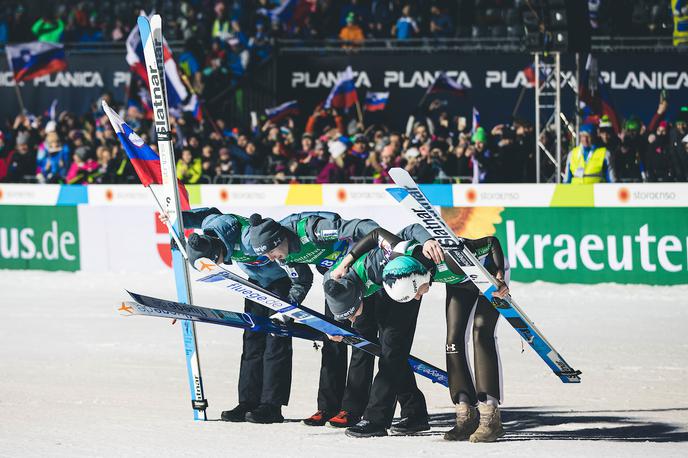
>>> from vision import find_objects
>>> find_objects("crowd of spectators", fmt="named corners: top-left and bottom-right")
top-left (2, 91), bottom-right (688, 186)
top-left (0, 1), bottom-right (676, 47)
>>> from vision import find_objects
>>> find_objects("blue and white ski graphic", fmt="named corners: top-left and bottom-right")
top-left (192, 258), bottom-right (449, 387)
top-left (120, 291), bottom-right (324, 341)
top-left (387, 167), bottom-right (581, 383)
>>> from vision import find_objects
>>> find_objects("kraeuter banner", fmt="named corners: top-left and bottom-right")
top-left (0, 51), bottom-right (129, 119)
top-left (277, 52), bottom-right (688, 129)
top-left (442, 206), bottom-right (688, 285)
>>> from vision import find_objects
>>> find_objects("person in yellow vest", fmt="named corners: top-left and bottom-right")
top-left (672, 0), bottom-right (688, 46)
top-left (564, 123), bottom-right (616, 184)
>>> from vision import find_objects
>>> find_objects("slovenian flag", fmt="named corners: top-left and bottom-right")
top-left (125, 13), bottom-right (191, 112)
top-left (471, 107), bottom-right (480, 135)
top-left (364, 92), bottom-right (389, 112)
top-left (265, 100), bottom-right (299, 122)
top-left (325, 66), bottom-right (359, 111)
top-left (427, 72), bottom-right (465, 96)
top-left (5, 42), bottom-right (67, 83)
top-left (579, 54), bottom-right (620, 133)
top-left (102, 101), bottom-right (190, 210)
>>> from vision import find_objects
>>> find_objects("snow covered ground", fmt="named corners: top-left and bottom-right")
top-left (1, 270), bottom-right (687, 457)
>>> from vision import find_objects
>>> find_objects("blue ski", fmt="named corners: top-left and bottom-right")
top-left (120, 292), bottom-right (324, 341)
top-left (192, 258), bottom-right (449, 387)
top-left (387, 167), bottom-right (581, 383)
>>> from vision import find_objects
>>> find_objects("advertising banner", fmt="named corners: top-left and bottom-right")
top-left (0, 205), bottom-right (80, 271)
top-left (277, 53), bottom-right (688, 130)
top-left (442, 206), bottom-right (688, 285)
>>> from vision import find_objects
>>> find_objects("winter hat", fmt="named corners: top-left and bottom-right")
top-left (382, 256), bottom-right (432, 303)
top-left (598, 115), bottom-right (612, 130)
top-left (579, 124), bottom-right (594, 136)
top-left (75, 146), bottom-right (91, 160)
top-left (471, 127), bottom-right (486, 143)
top-left (624, 118), bottom-right (640, 131)
top-left (249, 214), bottom-right (285, 255)
top-left (187, 233), bottom-right (226, 265)
top-left (677, 106), bottom-right (688, 124)
top-left (323, 271), bottom-right (364, 321)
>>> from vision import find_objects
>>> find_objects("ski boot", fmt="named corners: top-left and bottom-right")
top-left (443, 403), bottom-right (479, 441)
top-left (469, 404), bottom-right (505, 442)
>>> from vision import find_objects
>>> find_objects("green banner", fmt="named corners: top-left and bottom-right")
top-left (0, 206), bottom-right (80, 271)
top-left (493, 207), bottom-right (688, 285)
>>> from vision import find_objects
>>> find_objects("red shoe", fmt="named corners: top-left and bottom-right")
top-left (328, 410), bottom-right (360, 428)
top-left (303, 410), bottom-right (334, 426)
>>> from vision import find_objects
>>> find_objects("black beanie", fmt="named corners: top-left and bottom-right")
top-left (323, 271), bottom-right (364, 321)
top-left (187, 233), bottom-right (225, 265)
top-left (249, 213), bottom-right (285, 255)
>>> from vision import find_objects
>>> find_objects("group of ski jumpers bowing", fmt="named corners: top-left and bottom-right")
top-left (165, 207), bottom-right (510, 441)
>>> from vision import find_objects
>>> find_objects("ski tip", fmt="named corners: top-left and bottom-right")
top-left (118, 301), bottom-right (135, 316)
top-left (385, 187), bottom-right (409, 202)
top-left (150, 14), bottom-right (162, 28)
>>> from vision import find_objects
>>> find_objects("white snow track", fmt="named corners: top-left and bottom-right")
top-left (1, 270), bottom-right (687, 457)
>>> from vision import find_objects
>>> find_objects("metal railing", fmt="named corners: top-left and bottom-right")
top-left (208, 174), bottom-right (472, 185)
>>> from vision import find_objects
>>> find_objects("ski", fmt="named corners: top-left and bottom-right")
top-left (119, 292), bottom-right (324, 341)
top-left (138, 14), bottom-right (208, 419)
top-left (192, 258), bottom-right (449, 387)
top-left (386, 167), bottom-right (581, 383)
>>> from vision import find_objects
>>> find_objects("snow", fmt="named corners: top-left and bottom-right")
top-left (2, 270), bottom-right (688, 457)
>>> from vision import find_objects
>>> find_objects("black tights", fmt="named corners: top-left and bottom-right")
top-left (445, 283), bottom-right (501, 405)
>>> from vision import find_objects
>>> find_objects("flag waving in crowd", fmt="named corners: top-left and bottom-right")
top-left (427, 72), bottom-right (466, 97)
top-left (471, 107), bottom-right (480, 135)
top-left (265, 100), bottom-right (299, 122)
top-left (102, 101), bottom-right (190, 210)
top-left (5, 42), bottom-right (67, 82)
top-left (579, 54), bottom-right (620, 133)
top-left (325, 66), bottom-right (358, 111)
top-left (364, 92), bottom-right (389, 112)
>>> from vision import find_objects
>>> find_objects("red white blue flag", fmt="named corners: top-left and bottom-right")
top-left (427, 72), bottom-right (465, 96)
top-left (471, 107), bottom-right (480, 135)
top-left (125, 14), bottom-right (192, 112)
top-left (364, 92), bottom-right (389, 112)
top-left (102, 101), bottom-right (190, 210)
top-left (580, 54), bottom-right (620, 133)
top-left (325, 66), bottom-right (359, 111)
top-left (5, 42), bottom-right (67, 83)
top-left (265, 100), bottom-right (299, 122)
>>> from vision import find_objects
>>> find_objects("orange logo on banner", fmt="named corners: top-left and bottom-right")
top-left (0, 188), bottom-right (3, 201)
top-left (118, 303), bottom-right (133, 314)
top-left (466, 188), bottom-right (477, 203)
top-left (105, 189), bottom-right (113, 201)
top-left (220, 188), bottom-right (229, 202)
top-left (336, 188), bottom-right (347, 202)
top-left (618, 187), bottom-right (630, 203)
top-left (156, 212), bottom-right (193, 268)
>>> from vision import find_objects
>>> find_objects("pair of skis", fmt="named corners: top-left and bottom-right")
top-left (136, 15), bottom-right (208, 419)
top-left (386, 168), bottom-right (581, 383)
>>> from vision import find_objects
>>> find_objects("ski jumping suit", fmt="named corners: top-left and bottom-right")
top-left (183, 207), bottom-right (313, 407)
top-left (353, 227), bottom-right (509, 406)
top-left (331, 225), bottom-right (435, 427)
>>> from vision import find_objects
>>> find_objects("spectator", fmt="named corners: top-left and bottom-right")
top-left (36, 131), bottom-right (70, 183)
top-left (369, 0), bottom-right (395, 38)
top-left (339, 13), bottom-right (365, 48)
top-left (8, 5), bottom-right (33, 43)
top-left (429, 5), bottom-right (454, 38)
top-left (216, 147), bottom-right (233, 177)
top-left (95, 146), bottom-right (118, 184)
top-left (613, 118), bottom-right (646, 182)
top-left (645, 121), bottom-right (681, 181)
top-left (671, 107), bottom-right (688, 180)
top-left (177, 148), bottom-right (202, 184)
top-left (564, 124), bottom-right (615, 184)
top-left (316, 140), bottom-right (347, 183)
top-left (212, 1), bottom-right (231, 41)
top-left (66, 146), bottom-right (99, 184)
top-left (6, 131), bottom-right (35, 182)
top-left (0, 131), bottom-right (14, 181)
top-left (31, 10), bottom-right (65, 43)
top-left (392, 5), bottom-right (419, 40)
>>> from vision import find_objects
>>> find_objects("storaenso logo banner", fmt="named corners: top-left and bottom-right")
top-left (493, 208), bottom-right (688, 285)
top-left (0, 206), bottom-right (80, 271)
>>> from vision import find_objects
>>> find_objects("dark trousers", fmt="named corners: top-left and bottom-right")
top-left (238, 277), bottom-right (293, 406)
top-left (445, 283), bottom-right (501, 405)
top-left (363, 292), bottom-right (428, 427)
top-left (317, 294), bottom-right (377, 417)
